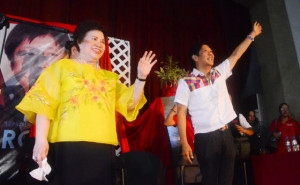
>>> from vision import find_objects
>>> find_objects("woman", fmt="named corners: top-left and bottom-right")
top-left (16, 20), bottom-right (157, 185)
top-left (270, 103), bottom-right (300, 153)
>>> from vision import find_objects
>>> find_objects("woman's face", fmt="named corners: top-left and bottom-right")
top-left (78, 30), bottom-right (105, 62)
top-left (248, 111), bottom-right (256, 124)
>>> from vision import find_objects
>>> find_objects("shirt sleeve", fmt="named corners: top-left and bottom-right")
top-left (115, 83), bottom-right (147, 122)
top-left (239, 113), bottom-right (252, 129)
top-left (215, 59), bottom-right (232, 79)
top-left (174, 79), bottom-right (190, 106)
top-left (15, 62), bottom-right (61, 123)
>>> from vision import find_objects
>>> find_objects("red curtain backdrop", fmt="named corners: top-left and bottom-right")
top-left (117, 98), bottom-right (170, 160)
top-left (0, 2), bottom-right (252, 184)
top-left (0, 0), bottom-right (252, 112)
top-left (116, 97), bottom-right (173, 184)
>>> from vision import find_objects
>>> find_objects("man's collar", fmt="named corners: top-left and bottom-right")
top-left (192, 68), bottom-right (214, 76)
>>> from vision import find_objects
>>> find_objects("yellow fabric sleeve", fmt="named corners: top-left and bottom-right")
top-left (115, 83), bottom-right (147, 121)
top-left (16, 61), bottom-right (61, 123)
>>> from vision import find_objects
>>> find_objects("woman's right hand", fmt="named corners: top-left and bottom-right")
top-left (33, 138), bottom-right (49, 168)
top-left (34, 114), bottom-right (51, 167)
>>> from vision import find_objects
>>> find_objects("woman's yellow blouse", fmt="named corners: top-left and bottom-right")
top-left (16, 59), bottom-right (146, 146)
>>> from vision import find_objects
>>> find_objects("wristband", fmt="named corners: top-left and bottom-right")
top-left (136, 76), bottom-right (146, 81)
top-left (247, 35), bottom-right (254, 42)
top-left (171, 109), bottom-right (176, 113)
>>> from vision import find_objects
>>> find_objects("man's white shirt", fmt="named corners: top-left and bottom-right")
top-left (175, 59), bottom-right (236, 134)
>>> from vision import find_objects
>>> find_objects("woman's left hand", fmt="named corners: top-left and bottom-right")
top-left (137, 51), bottom-right (157, 79)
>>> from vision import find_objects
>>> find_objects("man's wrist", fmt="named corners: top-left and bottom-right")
top-left (249, 32), bottom-right (256, 39)
top-left (247, 35), bottom-right (255, 42)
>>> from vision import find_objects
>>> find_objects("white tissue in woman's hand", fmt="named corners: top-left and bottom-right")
top-left (29, 158), bottom-right (51, 181)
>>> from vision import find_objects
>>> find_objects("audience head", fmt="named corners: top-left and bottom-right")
top-left (248, 110), bottom-right (256, 124)
top-left (279, 102), bottom-right (290, 118)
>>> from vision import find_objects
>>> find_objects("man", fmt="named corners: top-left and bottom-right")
top-left (3, 23), bottom-right (68, 92)
top-left (270, 103), bottom-right (300, 153)
top-left (0, 23), bottom-right (69, 184)
top-left (174, 22), bottom-right (262, 185)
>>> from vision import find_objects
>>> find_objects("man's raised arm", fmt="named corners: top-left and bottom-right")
top-left (228, 21), bottom-right (262, 70)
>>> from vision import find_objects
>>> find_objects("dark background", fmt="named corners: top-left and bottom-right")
top-left (0, 0), bottom-right (253, 113)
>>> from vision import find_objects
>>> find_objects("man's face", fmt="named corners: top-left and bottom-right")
top-left (12, 34), bottom-right (65, 89)
top-left (194, 44), bottom-right (214, 67)
top-left (248, 111), bottom-right (256, 124)
top-left (280, 105), bottom-right (290, 118)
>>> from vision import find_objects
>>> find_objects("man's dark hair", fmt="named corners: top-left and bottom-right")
top-left (279, 102), bottom-right (289, 112)
top-left (66, 20), bottom-right (107, 56)
top-left (4, 23), bottom-right (69, 69)
top-left (188, 40), bottom-right (211, 69)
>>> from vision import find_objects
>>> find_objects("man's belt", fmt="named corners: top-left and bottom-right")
top-left (218, 124), bottom-right (229, 131)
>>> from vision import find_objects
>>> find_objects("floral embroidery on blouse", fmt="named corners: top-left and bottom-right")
top-left (58, 72), bottom-right (114, 124)
top-left (69, 96), bottom-right (79, 105)
top-left (25, 81), bottom-right (50, 106)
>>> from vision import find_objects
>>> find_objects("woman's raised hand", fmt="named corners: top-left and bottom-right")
top-left (137, 51), bottom-right (157, 79)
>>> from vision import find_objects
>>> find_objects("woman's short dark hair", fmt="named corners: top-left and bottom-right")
top-left (188, 40), bottom-right (210, 69)
top-left (66, 20), bottom-right (107, 56)
top-left (4, 23), bottom-right (68, 69)
top-left (279, 102), bottom-right (289, 112)
top-left (248, 110), bottom-right (256, 116)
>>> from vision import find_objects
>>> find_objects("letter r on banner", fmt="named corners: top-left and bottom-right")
top-left (2, 130), bottom-right (16, 149)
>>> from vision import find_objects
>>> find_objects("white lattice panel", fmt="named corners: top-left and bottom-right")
top-left (108, 37), bottom-right (131, 87)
